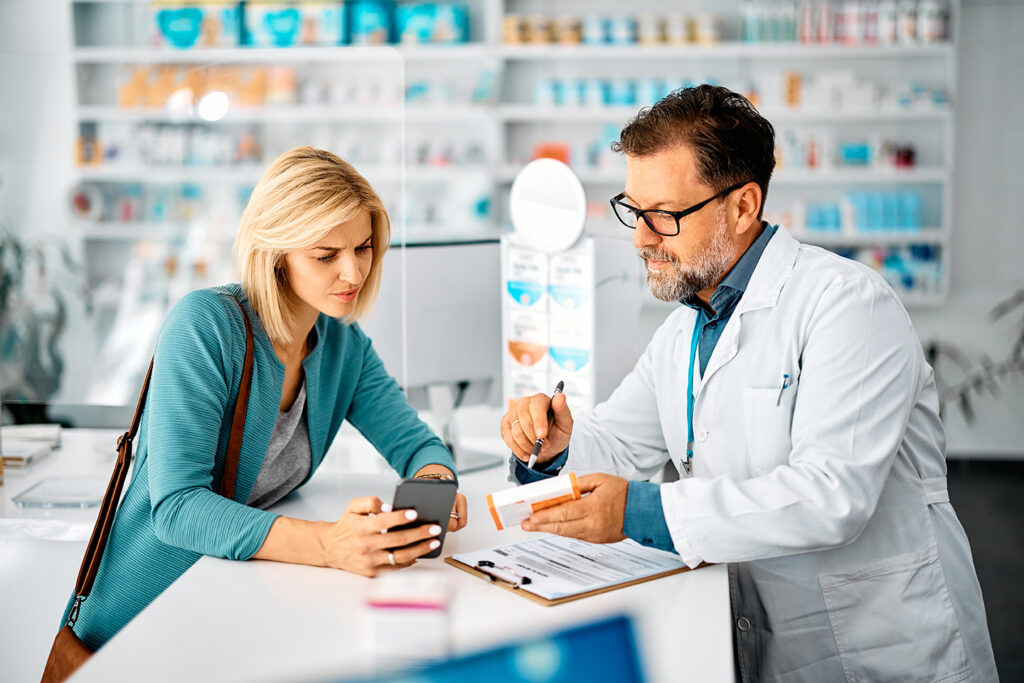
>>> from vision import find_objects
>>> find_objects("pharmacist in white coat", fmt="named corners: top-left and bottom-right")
top-left (501, 85), bottom-right (997, 682)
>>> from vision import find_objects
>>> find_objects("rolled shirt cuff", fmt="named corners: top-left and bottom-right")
top-left (623, 481), bottom-right (676, 553)
top-left (509, 447), bottom-right (569, 484)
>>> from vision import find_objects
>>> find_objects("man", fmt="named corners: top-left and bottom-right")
top-left (500, 85), bottom-right (996, 682)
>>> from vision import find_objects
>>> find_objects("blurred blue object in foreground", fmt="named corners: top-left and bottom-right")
top-left (343, 614), bottom-right (646, 683)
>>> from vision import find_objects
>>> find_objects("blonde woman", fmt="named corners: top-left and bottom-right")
top-left (58, 147), bottom-right (468, 651)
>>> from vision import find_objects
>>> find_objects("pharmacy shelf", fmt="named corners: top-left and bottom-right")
top-left (76, 221), bottom-right (501, 246)
top-left (498, 105), bottom-right (951, 124)
top-left (896, 291), bottom-right (946, 307)
top-left (499, 43), bottom-right (955, 61)
top-left (67, 0), bottom-right (960, 306)
top-left (775, 168), bottom-right (951, 185)
top-left (77, 105), bottom-right (492, 124)
top-left (72, 44), bottom-right (492, 64)
top-left (794, 230), bottom-right (949, 247)
top-left (495, 165), bottom-right (950, 185)
top-left (78, 223), bottom-right (207, 241)
top-left (75, 164), bottom-right (493, 184)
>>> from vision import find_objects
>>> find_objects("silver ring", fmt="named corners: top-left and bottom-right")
top-left (387, 551), bottom-right (396, 566)
top-left (510, 419), bottom-right (520, 428)
top-left (450, 512), bottom-right (460, 520)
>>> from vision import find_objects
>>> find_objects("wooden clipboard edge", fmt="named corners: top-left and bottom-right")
top-left (444, 555), bottom-right (707, 607)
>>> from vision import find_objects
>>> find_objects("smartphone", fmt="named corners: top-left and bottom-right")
top-left (389, 478), bottom-right (458, 559)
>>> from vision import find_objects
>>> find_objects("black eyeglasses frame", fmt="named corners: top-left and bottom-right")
top-left (609, 182), bottom-right (748, 237)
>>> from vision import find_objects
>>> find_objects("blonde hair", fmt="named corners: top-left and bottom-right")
top-left (234, 146), bottom-right (390, 343)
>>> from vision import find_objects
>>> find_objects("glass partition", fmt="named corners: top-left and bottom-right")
top-left (0, 45), bottom-right (414, 424)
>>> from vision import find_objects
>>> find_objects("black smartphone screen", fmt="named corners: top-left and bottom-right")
top-left (389, 478), bottom-right (458, 559)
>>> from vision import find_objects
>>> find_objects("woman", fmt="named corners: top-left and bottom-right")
top-left (60, 146), bottom-right (468, 651)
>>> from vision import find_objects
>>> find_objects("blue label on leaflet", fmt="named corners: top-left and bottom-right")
top-left (548, 285), bottom-right (588, 310)
top-left (507, 281), bottom-right (545, 306)
top-left (549, 347), bottom-right (590, 372)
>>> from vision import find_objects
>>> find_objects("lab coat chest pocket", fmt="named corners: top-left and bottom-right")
top-left (819, 545), bottom-right (969, 683)
top-left (742, 382), bottom-right (796, 474)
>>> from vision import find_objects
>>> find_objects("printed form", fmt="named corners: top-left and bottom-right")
top-left (452, 535), bottom-right (687, 601)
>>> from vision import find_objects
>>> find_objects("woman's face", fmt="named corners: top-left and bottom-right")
top-left (280, 210), bottom-right (374, 322)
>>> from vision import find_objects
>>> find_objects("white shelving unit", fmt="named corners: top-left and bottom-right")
top-left (68, 0), bottom-right (958, 306)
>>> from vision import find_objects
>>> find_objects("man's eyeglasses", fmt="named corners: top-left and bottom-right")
top-left (609, 182), bottom-right (747, 237)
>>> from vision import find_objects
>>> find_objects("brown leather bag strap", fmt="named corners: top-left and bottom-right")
top-left (68, 294), bottom-right (255, 618)
top-left (218, 296), bottom-right (254, 500)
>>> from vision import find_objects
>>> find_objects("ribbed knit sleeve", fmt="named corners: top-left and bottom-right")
top-left (146, 291), bottom-right (278, 560)
top-left (345, 326), bottom-right (456, 479)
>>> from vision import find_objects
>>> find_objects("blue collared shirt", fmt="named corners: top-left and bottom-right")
top-left (512, 223), bottom-right (778, 552)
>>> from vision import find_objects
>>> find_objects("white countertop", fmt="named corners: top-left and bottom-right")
top-left (3, 427), bottom-right (733, 683)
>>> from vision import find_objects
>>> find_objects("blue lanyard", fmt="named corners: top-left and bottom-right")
top-left (685, 311), bottom-right (702, 476)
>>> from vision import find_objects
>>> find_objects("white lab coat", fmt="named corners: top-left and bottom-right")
top-left (566, 227), bottom-right (998, 682)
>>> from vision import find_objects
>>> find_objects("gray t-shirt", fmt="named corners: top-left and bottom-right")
top-left (247, 381), bottom-right (311, 510)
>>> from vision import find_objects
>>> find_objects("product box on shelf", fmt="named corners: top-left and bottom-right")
top-left (242, 1), bottom-right (346, 47)
top-left (397, 3), bottom-right (469, 44)
top-left (152, 2), bottom-right (243, 49)
top-left (347, 0), bottom-right (395, 44)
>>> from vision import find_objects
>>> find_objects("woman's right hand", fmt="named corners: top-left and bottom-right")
top-left (500, 391), bottom-right (574, 466)
top-left (320, 496), bottom-right (442, 577)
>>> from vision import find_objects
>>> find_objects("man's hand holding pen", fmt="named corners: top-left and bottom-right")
top-left (500, 387), bottom-right (574, 466)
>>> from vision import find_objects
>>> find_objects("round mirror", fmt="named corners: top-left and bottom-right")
top-left (509, 158), bottom-right (586, 253)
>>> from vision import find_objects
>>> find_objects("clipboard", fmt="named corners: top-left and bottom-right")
top-left (444, 553), bottom-right (700, 607)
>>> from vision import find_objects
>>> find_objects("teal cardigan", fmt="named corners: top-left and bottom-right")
top-left (61, 284), bottom-right (455, 650)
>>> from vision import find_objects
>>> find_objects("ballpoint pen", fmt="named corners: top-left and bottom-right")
top-left (527, 380), bottom-right (564, 470)
top-left (776, 373), bottom-right (790, 406)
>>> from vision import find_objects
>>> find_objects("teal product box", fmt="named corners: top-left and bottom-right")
top-left (155, 6), bottom-right (204, 48)
top-left (397, 3), bottom-right (469, 44)
top-left (245, 3), bottom-right (302, 47)
top-left (347, 1), bottom-right (395, 45)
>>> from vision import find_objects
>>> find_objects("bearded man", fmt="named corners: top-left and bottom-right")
top-left (499, 85), bottom-right (997, 683)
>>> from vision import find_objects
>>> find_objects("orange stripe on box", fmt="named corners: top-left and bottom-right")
top-left (486, 493), bottom-right (504, 531)
top-left (530, 492), bottom-right (577, 512)
top-left (569, 472), bottom-right (581, 499)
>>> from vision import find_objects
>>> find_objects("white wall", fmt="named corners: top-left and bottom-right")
top-left (908, 0), bottom-right (1024, 456)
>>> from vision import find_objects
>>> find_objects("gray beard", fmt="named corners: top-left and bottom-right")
top-left (639, 209), bottom-right (734, 302)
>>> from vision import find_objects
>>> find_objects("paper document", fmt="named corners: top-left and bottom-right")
top-left (452, 535), bottom-right (687, 601)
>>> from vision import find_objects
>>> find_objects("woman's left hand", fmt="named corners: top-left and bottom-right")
top-left (448, 492), bottom-right (468, 533)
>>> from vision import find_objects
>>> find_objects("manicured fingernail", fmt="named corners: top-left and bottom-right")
top-left (381, 503), bottom-right (392, 512)
top-left (405, 510), bottom-right (417, 520)
top-left (429, 540), bottom-right (441, 549)
top-left (429, 525), bottom-right (442, 535)
top-left (522, 521), bottom-right (534, 531)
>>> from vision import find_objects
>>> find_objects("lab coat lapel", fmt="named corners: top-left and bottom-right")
top-left (696, 227), bottom-right (800, 393)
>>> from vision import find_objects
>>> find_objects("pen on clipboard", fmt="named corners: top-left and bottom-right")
top-left (475, 560), bottom-right (532, 588)
top-left (527, 380), bottom-right (564, 470)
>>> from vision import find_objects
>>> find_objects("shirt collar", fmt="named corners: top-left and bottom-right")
top-left (681, 221), bottom-right (778, 317)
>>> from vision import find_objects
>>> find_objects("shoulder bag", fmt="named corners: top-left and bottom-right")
top-left (40, 295), bottom-right (254, 683)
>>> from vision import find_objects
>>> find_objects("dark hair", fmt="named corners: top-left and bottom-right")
top-left (612, 85), bottom-right (775, 219)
